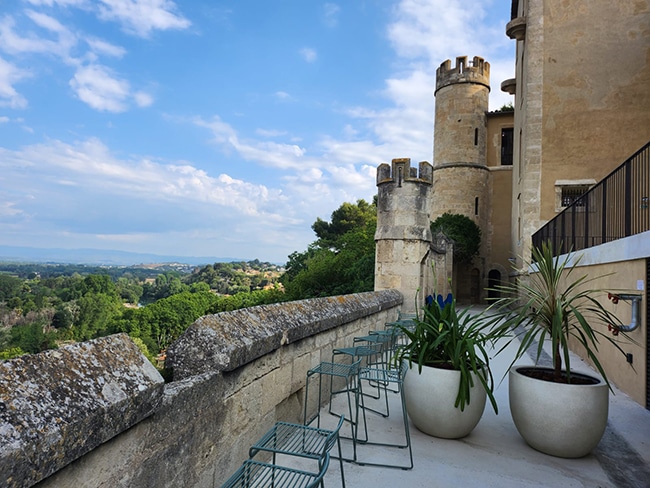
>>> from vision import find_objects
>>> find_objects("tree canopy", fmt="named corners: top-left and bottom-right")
top-left (430, 213), bottom-right (482, 265)
top-left (281, 199), bottom-right (376, 300)
top-left (0, 260), bottom-right (284, 364)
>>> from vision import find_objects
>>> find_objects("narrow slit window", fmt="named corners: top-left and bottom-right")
top-left (501, 128), bottom-right (514, 165)
top-left (474, 197), bottom-right (479, 215)
top-left (474, 128), bottom-right (478, 145)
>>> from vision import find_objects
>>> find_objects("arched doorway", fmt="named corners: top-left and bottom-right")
top-left (487, 269), bottom-right (501, 301)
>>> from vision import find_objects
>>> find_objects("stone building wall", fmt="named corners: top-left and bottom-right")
top-left (508, 0), bottom-right (650, 269)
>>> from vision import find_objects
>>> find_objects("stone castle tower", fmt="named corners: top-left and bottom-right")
top-left (431, 56), bottom-right (491, 302)
top-left (375, 55), bottom-right (493, 307)
top-left (374, 158), bottom-right (434, 313)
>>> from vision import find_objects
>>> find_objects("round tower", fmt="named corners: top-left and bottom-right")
top-left (375, 158), bottom-right (433, 313)
top-left (432, 55), bottom-right (490, 303)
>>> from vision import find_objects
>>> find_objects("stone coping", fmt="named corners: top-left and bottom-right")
top-left (166, 289), bottom-right (403, 380)
top-left (0, 334), bottom-right (164, 488)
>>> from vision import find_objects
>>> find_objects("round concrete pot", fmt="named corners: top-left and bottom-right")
top-left (509, 366), bottom-right (609, 458)
top-left (403, 363), bottom-right (487, 439)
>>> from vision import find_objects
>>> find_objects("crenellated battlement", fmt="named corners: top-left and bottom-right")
top-left (376, 158), bottom-right (433, 186)
top-left (435, 55), bottom-right (490, 94)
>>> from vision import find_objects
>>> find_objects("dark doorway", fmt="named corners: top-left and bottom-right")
top-left (488, 269), bottom-right (501, 301)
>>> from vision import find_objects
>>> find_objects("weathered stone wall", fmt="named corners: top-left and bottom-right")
top-left (0, 334), bottom-right (164, 488)
top-left (1, 290), bottom-right (401, 488)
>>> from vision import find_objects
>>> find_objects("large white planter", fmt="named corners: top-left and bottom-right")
top-left (403, 363), bottom-right (487, 439)
top-left (509, 366), bottom-right (609, 458)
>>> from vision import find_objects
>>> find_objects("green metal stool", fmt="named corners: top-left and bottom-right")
top-left (248, 416), bottom-right (346, 488)
top-left (350, 335), bottom-right (394, 416)
top-left (303, 360), bottom-right (364, 462)
top-left (220, 457), bottom-right (329, 488)
top-left (355, 361), bottom-right (413, 470)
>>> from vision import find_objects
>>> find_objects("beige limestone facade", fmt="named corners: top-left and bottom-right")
top-left (502, 0), bottom-right (650, 406)
top-left (507, 0), bottom-right (650, 269)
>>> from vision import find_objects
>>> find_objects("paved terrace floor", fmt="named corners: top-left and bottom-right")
top-left (305, 313), bottom-right (650, 488)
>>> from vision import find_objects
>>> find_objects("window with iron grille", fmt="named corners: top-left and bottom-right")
top-left (561, 186), bottom-right (590, 207)
top-left (554, 180), bottom-right (595, 212)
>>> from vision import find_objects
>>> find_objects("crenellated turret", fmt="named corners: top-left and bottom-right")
top-left (435, 56), bottom-right (490, 94)
top-left (375, 158), bottom-right (433, 313)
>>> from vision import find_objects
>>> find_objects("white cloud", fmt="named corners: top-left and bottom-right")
top-left (0, 12), bottom-right (78, 64)
top-left (192, 114), bottom-right (383, 212)
top-left (274, 91), bottom-right (292, 100)
top-left (70, 64), bottom-right (130, 111)
top-left (322, 3), bottom-right (340, 28)
top-left (300, 47), bottom-right (317, 63)
top-left (0, 137), bottom-right (288, 219)
top-left (0, 56), bottom-right (28, 108)
top-left (386, 0), bottom-right (513, 109)
top-left (0, 200), bottom-right (24, 218)
top-left (133, 90), bottom-right (154, 107)
top-left (0, 137), bottom-right (312, 261)
top-left (25, 9), bottom-right (70, 36)
top-left (256, 128), bottom-right (288, 138)
top-left (69, 64), bottom-right (153, 112)
top-left (0, 116), bottom-right (9, 123)
top-left (25, 0), bottom-right (87, 6)
top-left (96, 0), bottom-right (191, 38)
top-left (85, 37), bottom-right (126, 58)
top-left (196, 115), bottom-right (324, 172)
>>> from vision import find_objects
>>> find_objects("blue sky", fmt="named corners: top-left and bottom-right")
top-left (0, 0), bottom-right (514, 264)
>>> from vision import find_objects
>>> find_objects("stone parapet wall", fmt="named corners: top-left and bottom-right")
top-left (0, 334), bottom-right (164, 488)
top-left (1, 290), bottom-right (402, 488)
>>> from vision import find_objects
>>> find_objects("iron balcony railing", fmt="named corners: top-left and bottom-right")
top-left (532, 141), bottom-right (650, 256)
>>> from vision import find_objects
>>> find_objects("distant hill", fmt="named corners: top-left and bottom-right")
top-left (0, 245), bottom-right (244, 266)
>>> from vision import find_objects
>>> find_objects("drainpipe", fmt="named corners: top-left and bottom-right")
top-left (607, 293), bottom-right (643, 332)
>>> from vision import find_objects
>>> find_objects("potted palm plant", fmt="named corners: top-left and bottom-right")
top-left (393, 293), bottom-right (504, 439)
top-left (492, 241), bottom-right (631, 458)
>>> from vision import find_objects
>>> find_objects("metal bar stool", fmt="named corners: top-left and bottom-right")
top-left (331, 341), bottom-right (383, 403)
top-left (385, 319), bottom-right (416, 352)
top-left (331, 341), bottom-right (383, 370)
top-left (248, 416), bottom-right (346, 488)
top-left (353, 334), bottom-right (393, 368)
top-left (355, 360), bottom-right (413, 470)
top-left (350, 335), bottom-right (394, 416)
top-left (303, 360), bottom-right (364, 461)
top-left (221, 457), bottom-right (329, 488)
top-left (367, 328), bottom-right (404, 395)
